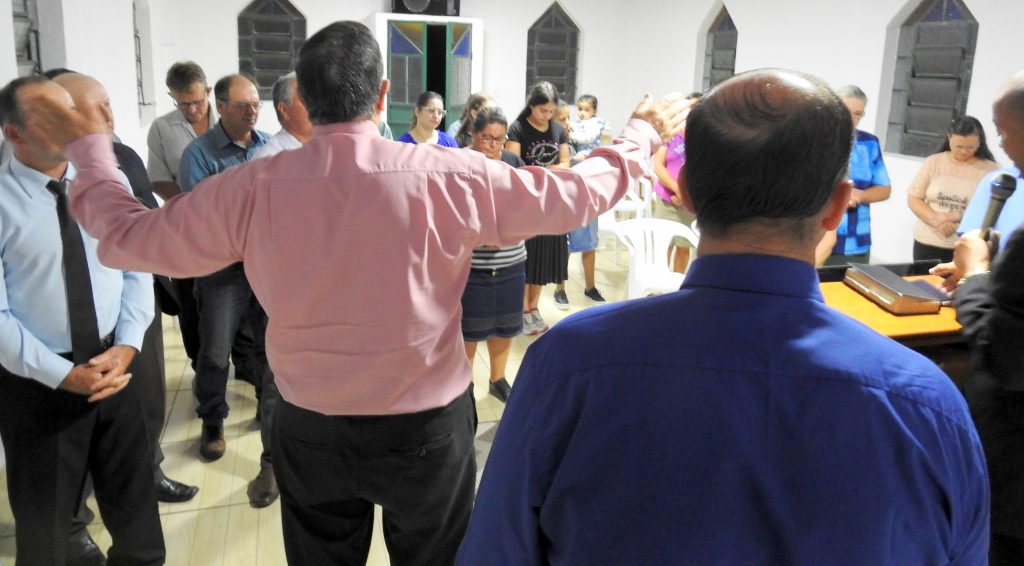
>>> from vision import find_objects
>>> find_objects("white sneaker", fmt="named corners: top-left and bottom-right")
top-left (522, 313), bottom-right (540, 336)
top-left (530, 309), bottom-right (549, 334)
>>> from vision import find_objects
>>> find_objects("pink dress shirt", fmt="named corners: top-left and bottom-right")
top-left (67, 118), bottom-right (659, 415)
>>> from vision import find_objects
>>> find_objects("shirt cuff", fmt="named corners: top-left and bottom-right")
top-left (37, 354), bottom-right (74, 389)
top-left (66, 133), bottom-right (118, 171)
top-left (621, 118), bottom-right (661, 153)
top-left (114, 322), bottom-right (147, 353)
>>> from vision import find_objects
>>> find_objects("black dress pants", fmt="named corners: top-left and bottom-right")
top-left (0, 368), bottom-right (165, 565)
top-left (171, 276), bottom-right (200, 365)
top-left (137, 289), bottom-right (168, 470)
top-left (273, 385), bottom-right (477, 565)
top-left (70, 296), bottom-right (166, 536)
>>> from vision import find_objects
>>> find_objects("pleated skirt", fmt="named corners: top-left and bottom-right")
top-left (524, 234), bottom-right (569, 285)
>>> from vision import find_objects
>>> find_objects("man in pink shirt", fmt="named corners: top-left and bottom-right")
top-left (24, 20), bottom-right (687, 565)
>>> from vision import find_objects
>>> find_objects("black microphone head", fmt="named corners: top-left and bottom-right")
top-left (991, 172), bottom-right (1017, 201)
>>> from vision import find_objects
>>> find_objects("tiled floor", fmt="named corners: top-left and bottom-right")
top-left (0, 243), bottom-right (632, 565)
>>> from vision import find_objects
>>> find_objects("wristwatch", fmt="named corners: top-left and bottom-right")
top-left (957, 268), bottom-right (990, 287)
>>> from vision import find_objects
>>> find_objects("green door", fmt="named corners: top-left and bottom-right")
top-left (445, 23), bottom-right (473, 133)
top-left (387, 21), bottom-right (427, 139)
top-left (387, 20), bottom-right (473, 140)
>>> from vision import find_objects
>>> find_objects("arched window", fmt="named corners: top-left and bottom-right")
top-left (525, 2), bottom-right (579, 100)
top-left (11, 0), bottom-right (41, 77)
top-left (237, 0), bottom-right (306, 99)
top-left (886, 0), bottom-right (978, 157)
top-left (702, 6), bottom-right (737, 90)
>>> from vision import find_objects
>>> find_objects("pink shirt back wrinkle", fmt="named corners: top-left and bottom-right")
top-left (67, 118), bottom-right (659, 415)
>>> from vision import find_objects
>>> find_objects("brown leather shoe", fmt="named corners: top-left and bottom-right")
top-left (247, 467), bottom-right (279, 508)
top-left (199, 422), bottom-right (225, 461)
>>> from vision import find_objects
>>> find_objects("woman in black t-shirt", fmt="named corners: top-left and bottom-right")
top-left (505, 82), bottom-right (571, 335)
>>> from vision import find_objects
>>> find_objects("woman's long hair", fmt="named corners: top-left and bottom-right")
top-left (514, 82), bottom-right (560, 124)
top-left (938, 115), bottom-right (995, 161)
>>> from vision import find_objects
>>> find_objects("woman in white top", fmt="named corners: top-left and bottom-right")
top-left (907, 116), bottom-right (999, 262)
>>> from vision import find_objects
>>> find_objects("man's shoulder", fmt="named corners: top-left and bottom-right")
top-left (149, 109), bottom-right (188, 136)
top-left (183, 128), bottom-right (220, 157)
top-left (534, 292), bottom-right (968, 428)
top-left (855, 130), bottom-right (880, 144)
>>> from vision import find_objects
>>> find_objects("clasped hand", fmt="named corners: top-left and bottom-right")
top-left (58, 345), bottom-right (137, 402)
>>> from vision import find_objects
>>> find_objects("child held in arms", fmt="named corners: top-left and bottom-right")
top-left (570, 94), bottom-right (609, 160)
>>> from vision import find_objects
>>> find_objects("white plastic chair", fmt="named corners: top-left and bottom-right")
top-left (614, 218), bottom-right (700, 299)
top-left (597, 175), bottom-right (654, 264)
top-left (612, 175), bottom-right (653, 219)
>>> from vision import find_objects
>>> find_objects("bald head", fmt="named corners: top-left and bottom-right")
top-left (683, 69), bottom-right (853, 240)
top-left (992, 73), bottom-right (1024, 170)
top-left (53, 73), bottom-right (113, 133)
top-left (995, 72), bottom-right (1024, 116)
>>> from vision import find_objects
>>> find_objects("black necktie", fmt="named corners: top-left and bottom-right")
top-left (46, 179), bottom-right (102, 364)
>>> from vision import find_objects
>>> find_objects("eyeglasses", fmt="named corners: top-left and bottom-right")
top-left (478, 134), bottom-right (507, 145)
top-left (418, 107), bottom-right (447, 117)
top-left (219, 100), bottom-right (261, 112)
top-left (169, 95), bottom-right (206, 110)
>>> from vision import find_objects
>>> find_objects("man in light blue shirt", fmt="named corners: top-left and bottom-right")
top-left (459, 70), bottom-right (988, 565)
top-left (0, 76), bottom-right (163, 564)
top-left (178, 74), bottom-right (271, 463)
top-left (959, 166), bottom-right (1024, 247)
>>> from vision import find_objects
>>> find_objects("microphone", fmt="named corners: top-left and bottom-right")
top-left (980, 173), bottom-right (1017, 241)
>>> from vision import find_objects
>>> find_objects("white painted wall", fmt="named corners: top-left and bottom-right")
top-left (0, 0), bottom-right (1021, 264)
top-left (0, 0), bottom-right (16, 82)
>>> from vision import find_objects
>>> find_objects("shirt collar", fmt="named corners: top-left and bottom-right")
top-left (312, 119), bottom-right (380, 138)
top-left (682, 253), bottom-right (824, 303)
top-left (275, 129), bottom-right (300, 146)
top-left (7, 156), bottom-right (77, 198)
top-left (212, 121), bottom-right (269, 149)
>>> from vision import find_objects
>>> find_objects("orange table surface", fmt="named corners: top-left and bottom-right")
top-left (819, 275), bottom-right (961, 341)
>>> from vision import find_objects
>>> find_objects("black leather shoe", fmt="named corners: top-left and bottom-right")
top-left (155, 475), bottom-right (199, 503)
top-left (247, 467), bottom-right (279, 508)
top-left (489, 378), bottom-right (512, 403)
top-left (67, 528), bottom-right (106, 566)
top-left (200, 422), bottom-right (226, 461)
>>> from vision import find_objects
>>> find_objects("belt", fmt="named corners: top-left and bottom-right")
top-left (471, 267), bottom-right (500, 277)
top-left (58, 333), bottom-right (115, 362)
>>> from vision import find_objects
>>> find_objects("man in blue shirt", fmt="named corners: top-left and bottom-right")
top-left (0, 76), bottom-right (163, 564)
top-left (935, 72), bottom-right (1024, 565)
top-left (959, 166), bottom-right (1024, 247)
top-left (826, 85), bottom-right (891, 265)
top-left (459, 69), bottom-right (989, 564)
top-left (178, 74), bottom-right (270, 462)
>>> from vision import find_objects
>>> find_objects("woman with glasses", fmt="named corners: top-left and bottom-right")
top-left (907, 116), bottom-right (999, 262)
top-left (398, 91), bottom-right (458, 147)
top-left (459, 107), bottom-right (526, 403)
top-left (506, 82), bottom-right (571, 332)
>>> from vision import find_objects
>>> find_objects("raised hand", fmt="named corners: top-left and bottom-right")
top-left (630, 93), bottom-right (694, 143)
top-left (19, 85), bottom-right (112, 154)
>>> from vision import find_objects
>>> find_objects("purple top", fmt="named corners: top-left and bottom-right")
top-left (397, 130), bottom-right (459, 148)
top-left (653, 132), bottom-right (685, 203)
